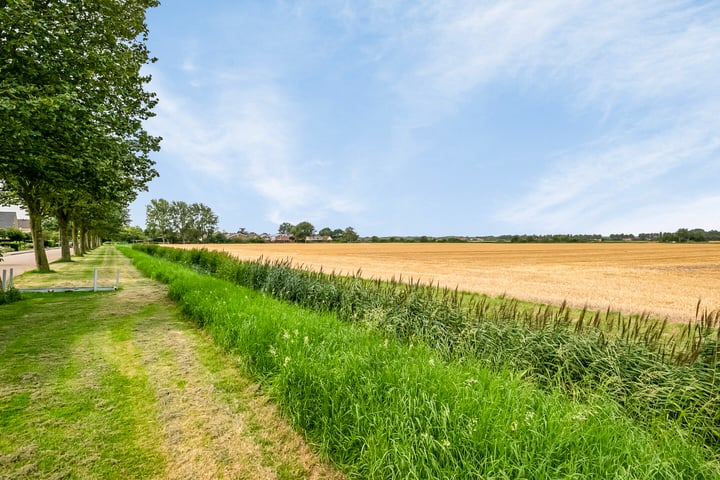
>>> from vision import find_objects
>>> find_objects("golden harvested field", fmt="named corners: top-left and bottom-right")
top-left (175, 242), bottom-right (720, 322)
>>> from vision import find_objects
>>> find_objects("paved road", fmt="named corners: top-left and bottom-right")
top-left (1, 248), bottom-right (63, 281)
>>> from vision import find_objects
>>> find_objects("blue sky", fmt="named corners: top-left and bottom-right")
top-left (127, 0), bottom-right (720, 237)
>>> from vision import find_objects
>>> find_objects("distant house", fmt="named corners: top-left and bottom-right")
top-left (305, 235), bottom-right (332, 243)
top-left (17, 218), bottom-right (31, 234)
top-left (0, 211), bottom-right (19, 230)
top-left (272, 234), bottom-right (292, 243)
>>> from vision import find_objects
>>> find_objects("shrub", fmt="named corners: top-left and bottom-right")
top-left (0, 287), bottom-right (23, 306)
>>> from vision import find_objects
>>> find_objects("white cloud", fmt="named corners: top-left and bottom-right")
top-left (594, 195), bottom-right (720, 234)
top-left (138, 1), bottom-right (720, 234)
top-left (146, 69), bottom-right (364, 223)
top-left (380, 0), bottom-right (720, 232)
top-left (181, 57), bottom-right (197, 73)
top-left (498, 106), bottom-right (720, 231)
top-left (394, 0), bottom-right (720, 110)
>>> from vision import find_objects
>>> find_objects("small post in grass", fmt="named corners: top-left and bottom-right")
top-left (1, 268), bottom-right (11, 291)
top-left (115, 269), bottom-right (120, 290)
top-left (93, 268), bottom-right (98, 292)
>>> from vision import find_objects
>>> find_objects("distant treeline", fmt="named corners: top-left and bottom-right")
top-left (362, 228), bottom-right (720, 243)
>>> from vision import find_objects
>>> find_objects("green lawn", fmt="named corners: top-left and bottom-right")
top-left (0, 280), bottom-right (165, 478)
top-left (0, 246), bottom-right (341, 479)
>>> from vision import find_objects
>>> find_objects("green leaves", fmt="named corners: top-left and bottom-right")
top-left (0, 0), bottom-right (161, 270)
top-left (146, 199), bottom-right (219, 243)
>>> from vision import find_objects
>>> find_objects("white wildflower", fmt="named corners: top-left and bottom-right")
top-left (572, 412), bottom-right (587, 422)
top-left (467, 418), bottom-right (478, 431)
top-left (304, 336), bottom-right (309, 346)
top-left (525, 411), bottom-right (535, 425)
top-left (510, 420), bottom-right (518, 432)
top-left (284, 356), bottom-right (291, 367)
top-left (282, 331), bottom-right (290, 340)
top-left (441, 439), bottom-right (451, 448)
top-left (269, 346), bottom-right (277, 357)
top-left (571, 406), bottom-right (594, 422)
top-left (429, 357), bottom-right (435, 366)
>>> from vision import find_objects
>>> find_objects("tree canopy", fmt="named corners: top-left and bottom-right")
top-left (278, 222), bottom-right (293, 235)
top-left (146, 199), bottom-right (219, 243)
top-left (290, 221), bottom-right (315, 242)
top-left (0, 0), bottom-right (160, 270)
top-left (278, 222), bottom-right (360, 242)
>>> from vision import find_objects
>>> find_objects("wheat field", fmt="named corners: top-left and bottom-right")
top-left (174, 242), bottom-right (720, 322)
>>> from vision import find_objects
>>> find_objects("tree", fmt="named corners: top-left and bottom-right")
top-left (146, 199), bottom-right (174, 242)
top-left (206, 231), bottom-right (229, 244)
top-left (113, 225), bottom-right (145, 243)
top-left (291, 221), bottom-right (315, 242)
top-left (0, 0), bottom-right (160, 271)
top-left (318, 227), bottom-right (333, 237)
top-left (341, 227), bottom-right (359, 242)
top-left (145, 199), bottom-right (218, 243)
top-left (170, 201), bottom-right (193, 243)
top-left (193, 203), bottom-right (219, 242)
top-left (278, 222), bottom-right (294, 235)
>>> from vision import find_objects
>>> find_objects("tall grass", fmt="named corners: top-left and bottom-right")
top-left (131, 244), bottom-right (720, 447)
top-left (122, 246), bottom-right (719, 479)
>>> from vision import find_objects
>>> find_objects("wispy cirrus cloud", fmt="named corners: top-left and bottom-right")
top-left (390, 0), bottom-right (720, 112)
top-left (375, 0), bottom-right (720, 232)
top-left (499, 111), bottom-right (720, 231)
top-left (135, 1), bottom-right (720, 235)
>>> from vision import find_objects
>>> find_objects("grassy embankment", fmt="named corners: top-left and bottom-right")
top-left (0, 246), bottom-right (341, 479)
top-left (133, 245), bottom-right (720, 446)
top-left (125, 245), bottom-right (720, 479)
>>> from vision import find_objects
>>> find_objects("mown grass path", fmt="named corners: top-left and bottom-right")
top-left (0, 246), bottom-right (342, 479)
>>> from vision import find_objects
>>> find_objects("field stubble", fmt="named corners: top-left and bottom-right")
top-left (176, 242), bottom-right (720, 322)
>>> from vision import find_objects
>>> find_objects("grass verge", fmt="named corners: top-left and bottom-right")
top-left (0, 291), bottom-right (166, 479)
top-left (123, 245), bottom-right (720, 479)
top-left (1, 246), bottom-right (342, 479)
top-left (131, 244), bottom-right (720, 448)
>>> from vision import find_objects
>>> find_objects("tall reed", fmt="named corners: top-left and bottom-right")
top-left (132, 244), bottom-right (720, 447)
top-left (122, 246), bottom-right (720, 478)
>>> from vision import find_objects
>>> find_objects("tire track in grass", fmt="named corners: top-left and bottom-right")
top-left (4, 246), bottom-right (342, 479)
top-left (107, 253), bottom-right (343, 480)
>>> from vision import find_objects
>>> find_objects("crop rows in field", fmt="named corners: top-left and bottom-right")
top-left (176, 242), bottom-right (720, 322)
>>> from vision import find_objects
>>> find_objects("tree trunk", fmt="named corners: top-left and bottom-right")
top-left (81, 228), bottom-right (90, 254)
top-left (80, 228), bottom-right (85, 254)
top-left (57, 209), bottom-right (72, 261)
top-left (72, 221), bottom-right (81, 256)
top-left (28, 209), bottom-right (50, 272)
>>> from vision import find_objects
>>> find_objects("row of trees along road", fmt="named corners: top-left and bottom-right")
top-left (145, 199), bottom-right (219, 243)
top-left (278, 222), bottom-right (359, 242)
top-left (0, 1), bottom-right (161, 271)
